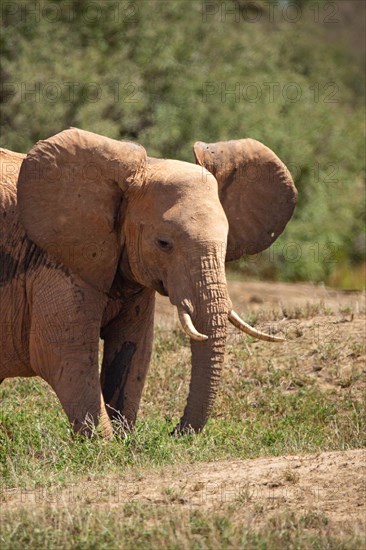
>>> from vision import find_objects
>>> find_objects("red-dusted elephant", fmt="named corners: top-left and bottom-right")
top-left (0, 128), bottom-right (297, 436)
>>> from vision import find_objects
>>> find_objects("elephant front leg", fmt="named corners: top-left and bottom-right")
top-left (101, 288), bottom-right (155, 430)
top-left (30, 323), bottom-right (113, 438)
top-left (29, 274), bottom-right (113, 438)
top-left (52, 364), bottom-right (113, 438)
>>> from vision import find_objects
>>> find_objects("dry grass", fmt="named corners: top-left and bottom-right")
top-left (1, 282), bottom-right (365, 548)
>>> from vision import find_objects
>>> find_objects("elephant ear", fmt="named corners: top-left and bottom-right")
top-left (193, 139), bottom-right (297, 261)
top-left (18, 128), bottom-right (146, 292)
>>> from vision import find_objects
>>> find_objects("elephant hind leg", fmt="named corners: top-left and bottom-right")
top-left (101, 289), bottom-right (155, 430)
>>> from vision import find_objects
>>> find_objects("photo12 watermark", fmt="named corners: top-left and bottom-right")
top-left (1, 81), bottom-right (140, 104)
top-left (1, 1), bottom-right (138, 24)
top-left (201, 1), bottom-right (341, 24)
top-left (202, 81), bottom-right (339, 104)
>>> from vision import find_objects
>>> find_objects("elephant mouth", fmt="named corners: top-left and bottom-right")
top-left (152, 279), bottom-right (169, 296)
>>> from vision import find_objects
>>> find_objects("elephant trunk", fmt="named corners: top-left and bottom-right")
top-left (175, 251), bottom-right (228, 433)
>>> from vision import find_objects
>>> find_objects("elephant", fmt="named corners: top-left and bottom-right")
top-left (0, 128), bottom-right (297, 437)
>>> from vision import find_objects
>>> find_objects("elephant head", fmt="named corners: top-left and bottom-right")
top-left (17, 128), bottom-right (297, 433)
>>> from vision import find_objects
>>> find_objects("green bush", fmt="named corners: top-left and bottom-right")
top-left (1, 0), bottom-right (364, 286)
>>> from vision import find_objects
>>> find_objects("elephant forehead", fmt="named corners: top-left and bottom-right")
top-left (147, 159), bottom-right (216, 189)
top-left (164, 200), bottom-right (228, 230)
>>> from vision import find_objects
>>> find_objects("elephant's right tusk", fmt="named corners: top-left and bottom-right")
top-left (229, 310), bottom-right (285, 342)
top-left (177, 308), bottom-right (208, 341)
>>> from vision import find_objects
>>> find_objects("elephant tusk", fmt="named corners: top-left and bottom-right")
top-left (177, 309), bottom-right (208, 341)
top-left (228, 310), bottom-right (285, 342)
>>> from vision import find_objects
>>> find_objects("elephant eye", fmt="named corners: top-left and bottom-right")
top-left (156, 238), bottom-right (173, 252)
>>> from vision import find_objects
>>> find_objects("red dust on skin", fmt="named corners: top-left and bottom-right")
top-left (0, 129), bottom-right (297, 436)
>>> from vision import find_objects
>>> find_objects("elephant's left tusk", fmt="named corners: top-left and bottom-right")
top-left (229, 310), bottom-right (285, 342)
top-left (177, 308), bottom-right (208, 341)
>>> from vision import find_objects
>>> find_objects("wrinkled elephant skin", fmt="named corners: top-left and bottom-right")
top-left (0, 129), bottom-right (297, 436)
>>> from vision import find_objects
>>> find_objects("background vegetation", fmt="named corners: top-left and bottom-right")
top-left (1, 0), bottom-right (365, 287)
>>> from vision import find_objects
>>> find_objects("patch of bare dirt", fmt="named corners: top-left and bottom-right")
top-left (155, 280), bottom-right (365, 328)
top-left (2, 450), bottom-right (365, 534)
top-left (156, 280), bottom-right (366, 398)
top-left (227, 280), bottom-right (365, 311)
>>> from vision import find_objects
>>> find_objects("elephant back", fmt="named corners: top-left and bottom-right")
top-left (0, 148), bottom-right (53, 287)
top-left (0, 149), bottom-right (25, 245)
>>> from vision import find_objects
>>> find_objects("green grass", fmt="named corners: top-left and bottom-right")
top-left (1, 318), bottom-right (365, 548)
top-left (1, 326), bottom-right (365, 490)
top-left (1, 378), bottom-right (363, 490)
top-left (1, 505), bottom-right (363, 550)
